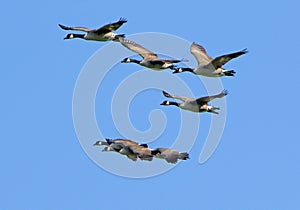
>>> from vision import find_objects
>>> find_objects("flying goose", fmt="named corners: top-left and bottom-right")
top-left (93, 138), bottom-right (148, 161)
top-left (173, 42), bottom-right (248, 77)
top-left (119, 37), bottom-right (184, 70)
top-left (160, 90), bottom-right (228, 114)
top-left (58, 18), bottom-right (127, 41)
top-left (151, 148), bottom-right (189, 164)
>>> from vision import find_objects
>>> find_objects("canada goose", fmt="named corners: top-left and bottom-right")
top-left (58, 18), bottom-right (127, 41)
top-left (160, 90), bottom-right (228, 114)
top-left (173, 42), bottom-right (248, 77)
top-left (93, 139), bottom-right (148, 161)
top-left (151, 148), bottom-right (189, 164)
top-left (119, 37), bottom-right (184, 70)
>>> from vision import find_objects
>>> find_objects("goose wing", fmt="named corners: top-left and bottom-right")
top-left (95, 18), bottom-right (127, 34)
top-left (162, 90), bottom-right (194, 102)
top-left (119, 38), bottom-right (158, 60)
top-left (190, 42), bottom-right (212, 66)
top-left (58, 24), bottom-right (91, 32)
top-left (196, 90), bottom-right (228, 105)
top-left (210, 49), bottom-right (248, 69)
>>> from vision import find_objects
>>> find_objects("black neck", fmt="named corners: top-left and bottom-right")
top-left (181, 67), bottom-right (194, 73)
top-left (169, 101), bottom-right (180, 107)
top-left (72, 33), bottom-right (85, 39)
top-left (130, 59), bottom-right (140, 64)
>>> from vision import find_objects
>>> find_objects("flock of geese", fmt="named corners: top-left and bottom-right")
top-left (59, 18), bottom-right (248, 164)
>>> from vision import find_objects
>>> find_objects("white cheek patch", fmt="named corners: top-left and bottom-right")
top-left (166, 101), bottom-right (170, 105)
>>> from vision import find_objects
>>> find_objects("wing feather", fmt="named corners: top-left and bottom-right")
top-left (210, 49), bottom-right (248, 69)
top-left (95, 17), bottom-right (127, 33)
top-left (162, 90), bottom-right (194, 102)
top-left (196, 90), bottom-right (228, 105)
top-left (120, 38), bottom-right (158, 59)
top-left (190, 42), bottom-right (212, 66)
top-left (58, 24), bottom-right (91, 32)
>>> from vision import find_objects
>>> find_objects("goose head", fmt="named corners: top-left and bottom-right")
top-left (160, 100), bottom-right (170, 106)
top-left (173, 67), bottom-right (194, 74)
top-left (93, 141), bottom-right (107, 146)
top-left (173, 67), bottom-right (184, 73)
top-left (121, 57), bottom-right (140, 64)
top-left (64, 33), bottom-right (85, 40)
top-left (160, 100), bottom-right (179, 107)
top-left (121, 57), bottom-right (131, 63)
top-left (64, 33), bottom-right (74, 39)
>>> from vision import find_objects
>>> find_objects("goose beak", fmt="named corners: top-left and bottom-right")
top-left (93, 141), bottom-right (101, 146)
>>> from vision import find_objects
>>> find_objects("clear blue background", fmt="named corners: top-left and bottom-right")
top-left (1, 0), bottom-right (300, 209)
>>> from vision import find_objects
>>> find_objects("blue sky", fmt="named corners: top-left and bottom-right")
top-left (1, 0), bottom-right (300, 209)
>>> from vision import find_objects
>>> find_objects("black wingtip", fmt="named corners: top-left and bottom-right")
top-left (105, 138), bottom-right (113, 144)
top-left (58, 24), bottom-right (69, 30)
top-left (241, 48), bottom-right (249, 54)
top-left (162, 90), bottom-right (171, 97)
top-left (222, 89), bottom-right (229, 95)
top-left (119, 17), bottom-right (128, 23)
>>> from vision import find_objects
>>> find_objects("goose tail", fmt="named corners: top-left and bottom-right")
top-left (114, 34), bottom-right (126, 41)
top-left (178, 152), bottom-right (190, 160)
top-left (223, 70), bottom-right (236, 76)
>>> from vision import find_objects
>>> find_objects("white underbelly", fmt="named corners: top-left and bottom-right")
top-left (85, 32), bottom-right (114, 41)
top-left (180, 102), bottom-right (199, 112)
top-left (140, 61), bottom-right (168, 70)
top-left (194, 67), bottom-right (222, 77)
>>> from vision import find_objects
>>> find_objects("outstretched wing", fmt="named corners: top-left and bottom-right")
top-left (162, 90), bottom-right (193, 102)
top-left (210, 49), bottom-right (248, 69)
top-left (95, 17), bottom-right (127, 33)
top-left (119, 38), bottom-right (158, 59)
top-left (58, 24), bottom-right (91, 32)
top-left (196, 90), bottom-right (228, 105)
top-left (190, 42), bottom-right (212, 66)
